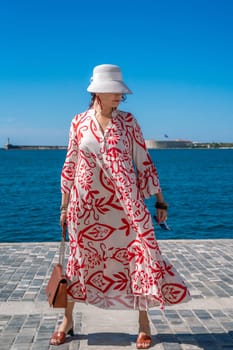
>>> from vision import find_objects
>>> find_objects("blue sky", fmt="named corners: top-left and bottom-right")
top-left (0, 0), bottom-right (233, 146)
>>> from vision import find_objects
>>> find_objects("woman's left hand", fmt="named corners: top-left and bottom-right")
top-left (156, 208), bottom-right (167, 224)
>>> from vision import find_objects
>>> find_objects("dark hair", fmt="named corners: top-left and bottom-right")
top-left (89, 93), bottom-right (127, 108)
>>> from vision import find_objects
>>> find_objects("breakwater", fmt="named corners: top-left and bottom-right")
top-left (3, 144), bottom-right (67, 150)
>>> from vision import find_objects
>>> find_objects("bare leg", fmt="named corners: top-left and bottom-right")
top-left (136, 310), bottom-right (152, 349)
top-left (50, 302), bottom-right (75, 345)
top-left (58, 301), bottom-right (75, 333)
top-left (139, 310), bottom-right (151, 334)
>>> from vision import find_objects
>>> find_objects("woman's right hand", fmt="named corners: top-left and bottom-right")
top-left (60, 211), bottom-right (67, 228)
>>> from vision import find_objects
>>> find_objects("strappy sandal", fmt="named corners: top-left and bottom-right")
top-left (136, 332), bottom-right (152, 349)
top-left (50, 327), bottom-right (74, 346)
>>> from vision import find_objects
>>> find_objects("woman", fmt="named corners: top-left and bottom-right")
top-left (50, 64), bottom-right (191, 349)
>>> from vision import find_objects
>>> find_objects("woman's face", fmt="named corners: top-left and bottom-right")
top-left (96, 93), bottom-right (122, 109)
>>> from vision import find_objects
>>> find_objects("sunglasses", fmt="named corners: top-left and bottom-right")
top-left (154, 216), bottom-right (172, 231)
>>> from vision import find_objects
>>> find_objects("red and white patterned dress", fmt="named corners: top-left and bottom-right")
top-left (61, 108), bottom-right (191, 310)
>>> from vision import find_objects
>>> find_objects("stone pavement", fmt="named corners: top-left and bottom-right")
top-left (0, 239), bottom-right (233, 350)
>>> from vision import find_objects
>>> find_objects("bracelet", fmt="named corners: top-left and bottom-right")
top-left (155, 201), bottom-right (168, 210)
top-left (60, 205), bottom-right (68, 212)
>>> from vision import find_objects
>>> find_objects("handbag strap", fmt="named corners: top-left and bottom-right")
top-left (58, 224), bottom-right (67, 273)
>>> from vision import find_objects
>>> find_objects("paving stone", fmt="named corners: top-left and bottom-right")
top-left (221, 322), bottom-right (233, 332)
top-left (163, 343), bottom-right (183, 350)
top-left (181, 346), bottom-right (202, 350)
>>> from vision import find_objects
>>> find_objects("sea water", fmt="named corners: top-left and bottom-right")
top-left (0, 149), bottom-right (232, 242)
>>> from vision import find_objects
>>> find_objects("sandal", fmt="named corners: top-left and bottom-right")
top-left (136, 332), bottom-right (152, 349)
top-left (50, 327), bottom-right (74, 346)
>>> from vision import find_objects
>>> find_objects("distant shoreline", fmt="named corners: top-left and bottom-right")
top-left (2, 140), bottom-right (233, 150)
top-left (145, 140), bottom-right (233, 149)
top-left (3, 144), bottom-right (67, 150)
top-left (1, 146), bottom-right (233, 151)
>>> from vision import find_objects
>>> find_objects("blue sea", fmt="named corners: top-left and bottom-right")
top-left (0, 149), bottom-right (232, 242)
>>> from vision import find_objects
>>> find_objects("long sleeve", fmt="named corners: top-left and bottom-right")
top-left (132, 116), bottom-right (161, 199)
top-left (61, 117), bottom-right (79, 193)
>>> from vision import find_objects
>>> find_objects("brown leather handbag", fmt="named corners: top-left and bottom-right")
top-left (46, 225), bottom-right (68, 308)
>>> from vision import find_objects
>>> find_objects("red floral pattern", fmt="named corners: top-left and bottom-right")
top-left (61, 109), bottom-right (191, 309)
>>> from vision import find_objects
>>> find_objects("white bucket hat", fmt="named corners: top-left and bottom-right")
top-left (87, 64), bottom-right (132, 94)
